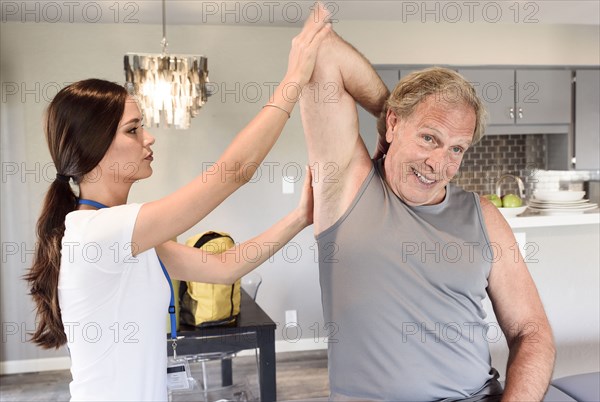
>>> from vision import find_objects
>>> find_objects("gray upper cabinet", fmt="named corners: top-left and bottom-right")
top-left (458, 69), bottom-right (572, 134)
top-left (458, 69), bottom-right (514, 125)
top-left (574, 69), bottom-right (600, 170)
top-left (516, 70), bottom-right (571, 125)
top-left (377, 69), bottom-right (402, 94)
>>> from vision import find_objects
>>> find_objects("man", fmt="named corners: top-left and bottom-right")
top-left (299, 27), bottom-right (555, 401)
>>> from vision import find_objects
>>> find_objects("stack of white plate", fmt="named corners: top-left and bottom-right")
top-left (529, 190), bottom-right (598, 215)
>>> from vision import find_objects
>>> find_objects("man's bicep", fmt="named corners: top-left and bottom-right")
top-left (482, 198), bottom-right (550, 341)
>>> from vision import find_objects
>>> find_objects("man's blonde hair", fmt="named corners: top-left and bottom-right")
top-left (378, 67), bottom-right (487, 145)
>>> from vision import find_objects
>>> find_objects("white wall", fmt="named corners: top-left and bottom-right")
top-left (1, 18), bottom-right (599, 377)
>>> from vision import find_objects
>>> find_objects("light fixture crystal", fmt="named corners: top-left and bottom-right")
top-left (124, 54), bottom-right (208, 129)
top-left (123, 0), bottom-right (209, 129)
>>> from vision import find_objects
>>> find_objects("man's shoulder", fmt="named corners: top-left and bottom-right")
top-left (477, 194), bottom-right (513, 241)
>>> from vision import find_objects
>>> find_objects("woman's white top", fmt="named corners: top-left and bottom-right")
top-left (58, 203), bottom-right (169, 401)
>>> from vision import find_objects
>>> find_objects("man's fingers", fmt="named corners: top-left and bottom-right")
top-left (299, 2), bottom-right (331, 41)
top-left (307, 23), bottom-right (332, 52)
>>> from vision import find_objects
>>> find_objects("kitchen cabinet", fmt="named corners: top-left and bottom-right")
top-left (547, 68), bottom-right (600, 170)
top-left (458, 69), bottom-right (572, 134)
top-left (458, 69), bottom-right (514, 126)
top-left (574, 69), bottom-right (600, 170)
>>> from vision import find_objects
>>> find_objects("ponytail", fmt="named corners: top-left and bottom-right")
top-left (25, 178), bottom-right (77, 348)
top-left (25, 79), bottom-right (128, 349)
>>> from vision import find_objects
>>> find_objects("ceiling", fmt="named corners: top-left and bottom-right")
top-left (3, 0), bottom-right (600, 26)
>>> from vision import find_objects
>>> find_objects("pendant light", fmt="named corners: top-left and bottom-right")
top-left (124, 0), bottom-right (209, 129)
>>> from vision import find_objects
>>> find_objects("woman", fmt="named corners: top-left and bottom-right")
top-left (26, 5), bottom-right (331, 400)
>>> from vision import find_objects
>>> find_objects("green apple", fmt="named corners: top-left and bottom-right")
top-left (502, 193), bottom-right (523, 208)
top-left (483, 194), bottom-right (502, 208)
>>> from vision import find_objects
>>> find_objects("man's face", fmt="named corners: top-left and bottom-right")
top-left (383, 95), bottom-right (476, 206)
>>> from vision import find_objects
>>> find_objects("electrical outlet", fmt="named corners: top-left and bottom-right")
top-left (282, 176), bottom-right (295, 194)
top-left (285, 309), bottom-right (298, 326)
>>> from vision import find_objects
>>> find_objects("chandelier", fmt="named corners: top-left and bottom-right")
top-left (124, 0), bottom-right (209, 129)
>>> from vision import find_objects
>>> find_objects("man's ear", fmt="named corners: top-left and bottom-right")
top-left (385, 109), bottom-right (399, 143)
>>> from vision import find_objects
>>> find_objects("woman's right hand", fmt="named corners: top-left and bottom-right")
top-left (285, 3), bottom-right (332, 89)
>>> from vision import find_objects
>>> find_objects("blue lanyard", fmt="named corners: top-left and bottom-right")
top-left (77, 199), bottom-right (108, 209)
top-left (159, 259), bottom-right (178, 341)
top-left (78, 199), bottom-right (178, 342)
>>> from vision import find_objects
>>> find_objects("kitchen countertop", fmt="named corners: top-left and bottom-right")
top-left (505, 210), bottom-right (599, 229)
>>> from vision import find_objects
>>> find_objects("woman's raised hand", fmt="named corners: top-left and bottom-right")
top-left (285, 2), bottom-right (332, 89)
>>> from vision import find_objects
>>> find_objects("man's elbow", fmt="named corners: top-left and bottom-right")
top-left (307, 30), bottom-right (344, 82)
top-left (517, 322), bottom-right (556, 362)
top-left (546, 334), bottom-right (557, 363)
top-left (538, 321), bottom-right (556, 360)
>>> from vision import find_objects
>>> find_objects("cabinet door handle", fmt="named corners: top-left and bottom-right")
top-left (509, 107), bottom-right (515, 119)
top-left (518, 107), bottom-right (524, 119)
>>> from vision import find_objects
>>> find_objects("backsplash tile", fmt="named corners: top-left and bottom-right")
top-left (453, 134), bottom-right (546, 198)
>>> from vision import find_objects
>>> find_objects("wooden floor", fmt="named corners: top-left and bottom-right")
top-left (0, 350), bottom-right (329, 401)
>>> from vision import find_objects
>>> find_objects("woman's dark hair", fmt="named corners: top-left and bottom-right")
top-left (25, 79), bottom-right (128, 348)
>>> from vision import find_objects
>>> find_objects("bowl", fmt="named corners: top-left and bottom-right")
top-left (533, 190), bottom-right (585, 202)
top-left (498, 205), bottom-right (528, 218)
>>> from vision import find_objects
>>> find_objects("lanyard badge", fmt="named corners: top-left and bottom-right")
top-left (159, 245), bottom-right (195, 392)
top-left (166, 356), bottom-right (193, 392)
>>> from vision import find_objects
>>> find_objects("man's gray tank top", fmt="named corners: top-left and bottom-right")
top-left (316, 159), bottom-right (502, 401)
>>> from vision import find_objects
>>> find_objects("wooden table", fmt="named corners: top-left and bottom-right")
top-left (167, 290), bottom-right (277, 401)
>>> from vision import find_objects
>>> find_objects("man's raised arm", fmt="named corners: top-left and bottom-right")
top-left (299, 30), bottom-right (389, 235)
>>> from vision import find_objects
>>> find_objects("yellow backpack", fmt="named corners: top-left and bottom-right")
top-left (179, 231), bottom-right (241, 327)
